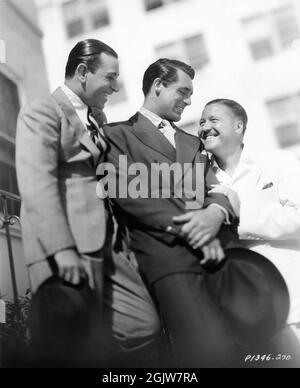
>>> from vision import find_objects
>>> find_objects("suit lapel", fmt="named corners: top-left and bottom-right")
top-left (52, 87), bottom-right (101, 166)
top-left (174, 127), bottom-right (202, 165)
top-left (131, 112), bottom-right (176, 161)
top-left (174, 127), bottom-right (205, 209)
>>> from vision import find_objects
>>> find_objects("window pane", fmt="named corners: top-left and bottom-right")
top-left (91, 10), bottom-right (110, 29)
top-left (0, 163), bottom-right (10, 192)
top-left (144, 0), bottom-right (163, 11)
top-left (267, 96), bottom-right (300, 148)
top-left (62, 0), bottom-right (84, 38)
top-left (274, 7), bottom-right (300, 48)
top-left (275, 123), bottom-right (300, 148)
top-left (185, 34), bottom-right (209, 69)
top-left (242, 14), bottom-right (275, 61)
top-left (0, 72), bottom-right (20, 137)
top-left (66, 19), bottom-right (84, 38)
top-left (249, 39), bottom-right (274, 60)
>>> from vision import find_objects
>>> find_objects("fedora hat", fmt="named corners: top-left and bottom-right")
top-left (204, 248), bottom-right (290, 345)
top-left (29, 276), bottom-right (116, 367)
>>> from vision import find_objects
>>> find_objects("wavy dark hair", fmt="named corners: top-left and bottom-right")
top-left (65, 39), bottom-right (118, 79)
top-left (142, 58), bottom-right (195, 96)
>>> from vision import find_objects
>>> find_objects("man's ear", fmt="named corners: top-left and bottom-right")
top-left (236, 120), bottom-right (244, 135)
top-left (153, 78), bottom-right (163, 96)
top-left (76, 63), bottom-right (88, 83)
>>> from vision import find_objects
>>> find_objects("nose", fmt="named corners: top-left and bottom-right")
top-left (111, 79), bottom-right (119, 93)
top-left (202, 120), bottom-right (212, 130)
top-left (184, 96), bottom-right (192, 106)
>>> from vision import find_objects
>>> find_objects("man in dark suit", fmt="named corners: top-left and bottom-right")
top-left (100, 59), bottom-right (289, 367)
top-left (16, 39), bottom-right (160, 366)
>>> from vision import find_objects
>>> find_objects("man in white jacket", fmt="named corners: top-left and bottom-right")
top-left (199, 98), bottom-right (300, 365)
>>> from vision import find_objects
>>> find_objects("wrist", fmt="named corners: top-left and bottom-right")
top-left (208, 205), bottom-right (226, 223)
top-left (54, 247), bottom-right (77, 259)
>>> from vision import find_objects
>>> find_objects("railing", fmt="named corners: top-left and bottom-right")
top-left (0, 189), bottom-right (21, 320)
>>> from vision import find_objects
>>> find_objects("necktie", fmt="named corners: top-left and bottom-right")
top-left (87, 107), bottom-right (107, 153)
top-left (158, 120), bottom-right (176, 148)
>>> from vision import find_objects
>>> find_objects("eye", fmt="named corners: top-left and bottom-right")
top-left (199, 120), bottom-right (205, 127)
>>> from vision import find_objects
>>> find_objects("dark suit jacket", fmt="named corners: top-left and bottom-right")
top-left (16, 88), bottom-right (107, 289)
top-left (100, 112), bottom-right (240, 284)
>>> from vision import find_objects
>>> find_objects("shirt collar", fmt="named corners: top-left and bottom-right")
top-left (61, 84), bottom-right (89, 125)
top-left (139, 107), bottom-right (166, 128)
top-left (61, 84), bottom-right (88, 111)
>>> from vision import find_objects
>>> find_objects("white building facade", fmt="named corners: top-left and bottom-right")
top-left (0, 0), bottom-right (49, 300)
top-left (36, 0), bottom-right (300, 157)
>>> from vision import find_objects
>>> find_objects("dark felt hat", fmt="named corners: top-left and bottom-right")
top-left (204, 248), bottom-right (290, 345)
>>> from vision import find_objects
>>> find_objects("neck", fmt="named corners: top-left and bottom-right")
top-left (143, 99), bottom-right (161, 118)
top-left (65, 80), bottom-right (86, 104)
top-left (214, 145), bottom-right (243, 176)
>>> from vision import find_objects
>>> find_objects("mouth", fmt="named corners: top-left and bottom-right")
top-left (200, 129), bottom-right (220, 141)
top-left (174, 106), bottom-right (184, 114)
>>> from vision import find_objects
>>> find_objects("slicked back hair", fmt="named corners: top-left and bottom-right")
top-left (65, 39), bottom-right (118, 79)
top-left (142, 58), bottom-right (195, 96)
top-left (205, 98), bottom-right (248, 133)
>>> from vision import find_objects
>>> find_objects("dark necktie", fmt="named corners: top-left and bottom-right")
top-left (87, 107), bottom-right (107, 153)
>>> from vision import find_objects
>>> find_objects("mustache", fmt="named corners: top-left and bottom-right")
top-left (199, 129), bottom-right (219, 140)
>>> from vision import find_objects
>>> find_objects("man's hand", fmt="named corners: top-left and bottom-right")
top-left (54, 249), bottom-right (87, 285)
top-left (208, 184), bottom-right (241, 217)
top-left (200, 238), bottom-right (225, 265)
top-left (172, 206), bottom-right (225, 249)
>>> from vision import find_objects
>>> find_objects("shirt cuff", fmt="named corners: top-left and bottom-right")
top-left (208, 204), bottom-right (231, 225)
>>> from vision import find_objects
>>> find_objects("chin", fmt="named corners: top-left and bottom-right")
top-left (203, 142), bottom-right (217, 153)
top-left (171, 114), bottom-right (181, 122)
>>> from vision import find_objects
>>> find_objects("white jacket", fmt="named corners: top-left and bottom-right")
top-left (214, 149), bottom-right (300, 325)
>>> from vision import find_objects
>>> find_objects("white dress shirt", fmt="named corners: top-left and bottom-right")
top-left (213, 148), bottom-right (300, 325)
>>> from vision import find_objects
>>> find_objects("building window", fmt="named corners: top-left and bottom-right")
top-left (156, 33), bottom-right (209, 70)
top-left (62, 0), bottom-right (110, 39)
top-left (91, 9), bottom-right (110, 30)
top-left (267, 94), bottom-right (300, 148)
top-left (107, 80), bottom-right (127, 106)
top-left (242, 5), bottom-right (300, 61)
top-left (62, 0), bottom-right (83, 39)
top-left (0, 72), bottom-right (20, 215)
top-left (144, 0), bottom-right (182, 12)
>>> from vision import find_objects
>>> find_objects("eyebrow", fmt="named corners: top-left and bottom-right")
top-left (106, 72), bottom-right (119, 76)
top-left (199, 116), bottom-right (218, 123)
top-left (179, 87), bottom-right (193, 95)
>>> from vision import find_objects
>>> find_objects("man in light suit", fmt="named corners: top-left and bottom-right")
top-left (16, 39), bottom-right (160, 367)
top-left (100, 59), bottom-right (289, 367)
top-left (200, 98), bottom-right (300, 366)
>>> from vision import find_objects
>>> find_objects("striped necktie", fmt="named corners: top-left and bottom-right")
top-left (158, 120), bottom-right (176, 148)
top-left (87, 107), bottom-right (107, 153)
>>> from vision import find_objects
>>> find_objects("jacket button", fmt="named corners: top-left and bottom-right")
top-left (166, 226), bottom-right (173, 232)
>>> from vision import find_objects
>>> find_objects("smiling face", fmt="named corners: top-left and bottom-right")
top-left (156, 69), bottom-right (193, 122)
top-left (199, 103), bottom-right (244, 153)
top-left (83, 52), bottom-right (119, 109)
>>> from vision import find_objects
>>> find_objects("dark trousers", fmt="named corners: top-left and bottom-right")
top-left (152, 272), bottom-right (242, 368)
